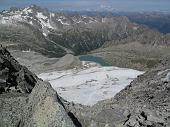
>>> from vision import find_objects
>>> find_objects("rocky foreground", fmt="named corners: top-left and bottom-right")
top-left (0, 46), bottom-right (78, 127)
top-left (0, 46), bottom-right (170, 127)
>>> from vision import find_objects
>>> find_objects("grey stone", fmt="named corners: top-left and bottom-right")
top-left (0, 46), bottom-right (37, 94)
top-left (0, 47), bottom-right (77, 127)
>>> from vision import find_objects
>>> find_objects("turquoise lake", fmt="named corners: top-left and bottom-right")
top-left (79, 55), bottom-right (110, 66)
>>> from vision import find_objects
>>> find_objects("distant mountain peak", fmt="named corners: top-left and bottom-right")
top-left (1, 5), bottom-right (116, 36)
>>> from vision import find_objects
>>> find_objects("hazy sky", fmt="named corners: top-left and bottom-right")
top-left (0, 0), bottom-right (170, 12)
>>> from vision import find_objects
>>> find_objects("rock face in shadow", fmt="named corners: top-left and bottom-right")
top-left (65, 65), bottom-right (170, 127)
top-left (0, 46), bottom-right (77, 127)
top-left (0, 46), bottom-right (37, 94)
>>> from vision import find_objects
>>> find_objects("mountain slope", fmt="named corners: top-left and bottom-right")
top-left (0, 23), bottom-right (66, 57)
top-left (1, 5), bottom-right (169, 58)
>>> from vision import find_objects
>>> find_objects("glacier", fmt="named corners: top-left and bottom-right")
top-left (38, 65), bottom-right (144, 106)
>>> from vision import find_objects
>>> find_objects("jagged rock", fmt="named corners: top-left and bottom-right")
top-left (124, 111), bottom-right (166, 127)
top-left (21, 80), bottom-right (76, 127)
top-left (0, 47), bottom-right (78, 127)
top-left (0, 80), bottom-right (77, 127)
top-left (0, 46), bottom-right (37, 93)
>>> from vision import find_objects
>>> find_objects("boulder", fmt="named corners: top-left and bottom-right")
top-left (0, 80), bottom-right (77, 127)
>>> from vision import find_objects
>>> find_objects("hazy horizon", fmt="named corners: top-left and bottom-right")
top-left (0, 0), bottom-right (170, 12)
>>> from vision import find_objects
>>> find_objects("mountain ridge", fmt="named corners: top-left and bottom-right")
top-left (1, 5), bottom-right (170, 58)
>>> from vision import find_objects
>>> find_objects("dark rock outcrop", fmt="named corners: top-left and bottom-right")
top-left (0, 46), bottom-right (37, 94)
top-left (0, 46), bottom-right (77, 127)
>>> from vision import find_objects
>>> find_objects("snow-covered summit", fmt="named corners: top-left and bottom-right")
top-left (0, 5), bottom-right (103, 36)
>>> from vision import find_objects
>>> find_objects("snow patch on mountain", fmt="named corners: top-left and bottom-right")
top-left (29, 20), bottom-right (33, 25)
top-left (39, 66), bottom-right (144, 106)
top-left (58, 19), bottom-right (70, 25)
top-left (23, 7), bottom-right (32, 14)
top-left (36, 12), bottom-right (48, 20)
top-left (0, 5), bottom-right (139, 38)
